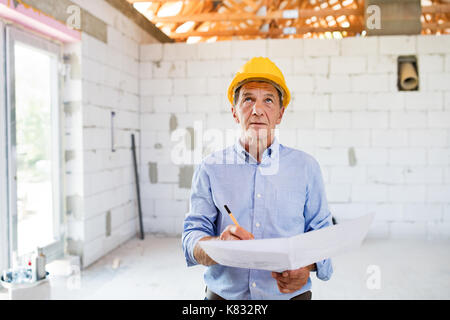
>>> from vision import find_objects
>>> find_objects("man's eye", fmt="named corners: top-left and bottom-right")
top-left (244, 97), bottom-right (252, 102)
top-left (265, 98), bottom-right (273, 103)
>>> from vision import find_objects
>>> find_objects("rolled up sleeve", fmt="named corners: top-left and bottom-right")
top-left (303, 158), bottom-right (334, 281)
top-left (182, 163), bottom-right (218, 267)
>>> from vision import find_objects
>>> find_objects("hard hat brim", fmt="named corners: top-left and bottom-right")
top-left (228, 73), bottom-right (291, 108)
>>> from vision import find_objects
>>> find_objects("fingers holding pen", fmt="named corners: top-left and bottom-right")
top-left (220, 225), bottom-right (255, 241)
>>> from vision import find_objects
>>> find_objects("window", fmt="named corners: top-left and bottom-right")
top-left (3, 25), bottom-right (64, 267)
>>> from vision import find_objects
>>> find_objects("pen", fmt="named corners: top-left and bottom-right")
top-left (224, 205), bottom-right (240, 227)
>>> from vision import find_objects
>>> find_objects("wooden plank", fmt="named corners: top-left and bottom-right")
top-left (152, 7), bottom-right (364, 23)
top-left (422, 4), bottom-right (450, 14)
top-left (170, 24), bottom-right (363, 38)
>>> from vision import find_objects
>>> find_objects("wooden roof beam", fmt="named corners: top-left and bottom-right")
top-left (152, 7), bottom-right (364, 23)
top-left (170, 25), bottom-right (364, 39)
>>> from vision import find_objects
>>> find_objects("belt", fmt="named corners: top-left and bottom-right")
top-left (205, 287), bottom-right (312, 300)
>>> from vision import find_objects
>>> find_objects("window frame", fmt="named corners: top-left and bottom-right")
top-left (4, 24), bottom-right (64, 266)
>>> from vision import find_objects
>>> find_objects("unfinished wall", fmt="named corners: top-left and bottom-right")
top-left (140, 35), bottom-right (450, 240)
top-left (64, 0), bottom-right (159, 267)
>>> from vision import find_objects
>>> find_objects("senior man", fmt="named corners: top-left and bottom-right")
top-left (182, 57), bottom-right (333, 300)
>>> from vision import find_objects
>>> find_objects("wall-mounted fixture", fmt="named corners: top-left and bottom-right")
top-left (398, 55), bottom-right (419, 91)
top-left (111, 111), bottom-right (116, 152)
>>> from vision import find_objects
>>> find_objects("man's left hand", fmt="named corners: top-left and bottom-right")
top-left (271, 264), bottom-right (315, 294)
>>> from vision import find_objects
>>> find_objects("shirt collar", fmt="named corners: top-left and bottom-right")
top-left (234, 136), bottom-right (280, 164)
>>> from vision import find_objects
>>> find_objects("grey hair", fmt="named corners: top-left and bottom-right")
top-left (233, 80), bottom-right (283, 108)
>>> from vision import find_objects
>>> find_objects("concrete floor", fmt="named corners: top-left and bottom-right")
top-left (1, 235), bottom-right (449, 299)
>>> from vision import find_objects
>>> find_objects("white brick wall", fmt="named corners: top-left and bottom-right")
top-left (137, 35), bottom-right (450, 241)
top-left (64, 0), bottom-right (160, 268)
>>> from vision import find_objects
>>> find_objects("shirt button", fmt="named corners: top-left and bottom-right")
top-left (256, 193), bottom-right (261, 198)
top-left (256, 222), bottom-right (260, 228)
top-left (252, 282), bottom-right (256, 288)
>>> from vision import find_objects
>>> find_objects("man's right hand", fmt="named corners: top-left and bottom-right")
top-left (219, 225), bottom-right (255, 241)
top-left (194, 225), bottom-right (254, 266)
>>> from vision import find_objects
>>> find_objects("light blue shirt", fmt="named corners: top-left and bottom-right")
top-left (182, 137), bottom-right (333, 300)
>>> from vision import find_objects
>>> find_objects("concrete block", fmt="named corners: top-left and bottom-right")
top-left (403, 92), bottom-right (443, 111)
top-left (379, 35), bottom-right (416, 55)
top-left (330, 56), bottom-right (366, 74)
top-left (427, 73), bottom-right (450, 91)
top-left (174, 78), bottom-right (207, 95)
top-left (140, 79), bottom-right (172, 96)
top-left (297, 130), bottom-right (333, 147)
top-left (352, 111), bottom-right (388, 129)
top-left (330, 166), bottom-right (367, 184)
top-left (351, 74), bottom-right (390, 92)
top-left (388, 185), bottom-right (426, 203)
top-left (325, 184), bottom-right (351, 202)
top-left (330, 93), bottom-right (367, 111)
top-left (84, 212), bottom-right (106, 242)
top-left (293, 57), bottom-right (329, 75)
top-left (140, 43), bottom-right (163, 61)
top-left (428, 111), bottom-right (450, 128)
top-left (278, 111), bottom-right (315, 129)
top-left (154, 199), bottom-right (188, 218)
top-left (286, 75), bottom-right (315, 93)
top-left (270, 57), bottom-right (294, 76)
top-left (206, 77), bottom-right (231, 95)
top-left (315, 75), bottom-right (351, 93)
top-left (372, 129), bottom-right (408, 147)
top-left (303, 39), bottom-right (340, 56)
top-left (314, 148), bottom-right (348, 166)
top-left (367, 166), bottom-right (404, 184)
top-left (408, 129), bottom-right (447, 147)
top-left (404, 166), bottom-right (443, 184)
top-left (329, 203), bottom-right (368, 221)
top-left (141, 113), bottom-right (171, 131)
top-left (417, 35), bottom-right (450, 54)
top-left (187, 60), bottom-right (221, 77)
top-left (390, 111), bottom-right (427, 129)
top-left (143, 216), bottom-right (176, 235)
top-left (163, 42), bottom-right (198, 61)
top-left (153, 96), bottom-right (186, 113)
top-left (197, 41), bottom-right (232, 60)
top-left (291, 94), bottom-right (329, 111)
top-left (82, 33), bottom-right (107, 63)
top-left (315, 112), bottom-right (351, 129)
top-left (427, 185), bottom-right (450, 203)
top-left (367, 55), bottom-right (397, 74)
top-left (157, 163), bottom-right (180, 183)
top-left (353, 148), bottom-right (388, 165)
top-left (351, 184), bottom-right (388, 202)
top-left (220, 58), bottom-right (247, 77)
top-left (340, 36), bottom-right (378, 56)
top-left (140, 96), bottom-right (153, 113)
top-left (368, 203), bottom-right (403, 222)
top-left (267, 38), bottom-right (303, 58)
top-left (231, 39), bottom-right (267, 58)
top-left (153, 61), bottom-right (186, 78)
top-left (187, 95), bottom-right (221, 113)
top-left (428, 148), bottom-right (450, 165)
top-left (389, 148), bottom-right (426, 165)
top-left (335, 131), bottom-right (370, 149)
top-left (418, 54), bottom-right (444, 73)
top-left (367, 93), bottom-right (404, 111)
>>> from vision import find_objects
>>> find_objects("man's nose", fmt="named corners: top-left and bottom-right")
top-left (251, 100), bottom-right (264, 115)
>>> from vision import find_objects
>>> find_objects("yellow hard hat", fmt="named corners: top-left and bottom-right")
top-left (227, 57), bottom-right (291, 108)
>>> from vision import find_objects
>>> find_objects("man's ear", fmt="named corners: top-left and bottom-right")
top-left (231, 105), bottom-right (240, 124)
top-left (275, 105), bottom-right (285, 125)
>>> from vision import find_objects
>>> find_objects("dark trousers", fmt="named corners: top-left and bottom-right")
top-left (205, 287), bottom-right (312, 300)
